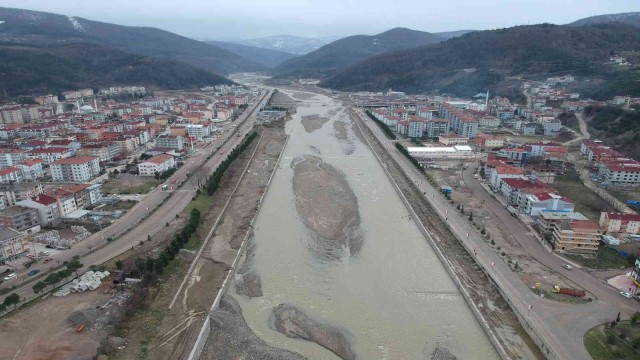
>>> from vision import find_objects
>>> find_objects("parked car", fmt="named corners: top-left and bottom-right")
top-left (43, 258), bottom-right (53, 263)
top-left (562, 264), bottom-right (573, 270)
top-left (39, 251), bottom-right (50, 256)
top-left (620, 291), bottom-right (633, 299)
top-left (45, 245), bottom-right (54, 249)
top-left (27, 269), bottom-right (40, 276)
top-left (3, 273), bottom-right (16, 281)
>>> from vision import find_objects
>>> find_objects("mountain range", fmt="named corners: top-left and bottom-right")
top-left (204, 40), bottom-right (297, 68)
top-left (270, 28), bottom-right (445, 79)
top-left (569, 12), bottom-right (640, 27)
top-left (0, 7), bottom-right (266, 75)
top-left (320, 22), bottom-right (640, 100)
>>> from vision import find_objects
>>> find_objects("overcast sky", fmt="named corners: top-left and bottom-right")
top-left (3, 0), bottom-right (639, 40)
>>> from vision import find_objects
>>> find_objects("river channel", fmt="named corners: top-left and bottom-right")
top-left (228, 88), bottom-right (498, 359)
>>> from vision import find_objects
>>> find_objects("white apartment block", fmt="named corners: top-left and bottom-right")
top-left (50, 156), bottom-right (101, 182)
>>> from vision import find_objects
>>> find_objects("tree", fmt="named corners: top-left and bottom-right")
top-left (44, 273), bottom-right (61, 288)
top-left (115, 260), bottom-right (124, 270)
top-left (32, 282), bottom-right (47, 293)
top-left (3, 293), bottom-right (20, 309)
top-left (66, 259), bottom-right (84, 277)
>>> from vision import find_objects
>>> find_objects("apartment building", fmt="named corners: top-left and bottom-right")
top-left (599, 212), bottom-right (640, 237)
top-left (0, 206), bottom-right (40, 232)
top-left (17, 194), bottom-right (61, 225)
top-left (0, 167), bottom-right (23, 184)
top-left (16, 160), bottom-right (45, 180)
top-left (138, 154), bottom-right (175, 176)
top-left (50, 156), bottom-right (101, 182)
top-left (0, 227), bottom-right (29, 264)
top-left (156, 135), bottom-right (185, 150)
top-left (551, 220), bottom-right (600, 255)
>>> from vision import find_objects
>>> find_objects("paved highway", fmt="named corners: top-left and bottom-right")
top-left (2, 90), bottom-right (271, 302)
top-left (354, 107), bottom-right (640, 360)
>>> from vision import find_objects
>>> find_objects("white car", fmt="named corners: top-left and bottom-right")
top-left (3, 273), bottom-right (16, 281)
top-left (562, 264), bottom-right (573, 270)
top-left (620, 291), bottom-right (633, 299)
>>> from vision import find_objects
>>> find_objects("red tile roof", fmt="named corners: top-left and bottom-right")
top-left (145, 154), bottom-right (174, 165)
top-left (52, 156), bottom-right (98, 165)
top-left (0, 167), bottom-right (20, 176)
top-left (605, 213), bottom-right (640, 222)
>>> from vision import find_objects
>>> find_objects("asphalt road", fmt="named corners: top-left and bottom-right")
top-left (2, 90), bottom-right (271, 301)
top-left (354, 107), bottom-right (640, 360)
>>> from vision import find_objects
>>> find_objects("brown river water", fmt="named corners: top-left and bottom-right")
top-left (228, 88), bottom-right (498, 359)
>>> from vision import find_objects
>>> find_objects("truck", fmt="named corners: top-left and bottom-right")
top-left (552, 285), bottom-right (585, 297)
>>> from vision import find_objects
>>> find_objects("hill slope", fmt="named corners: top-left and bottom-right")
top-left (205, 40), bottom-right (297, 68)
top-left (0, 7), bottom-right (265, 74)
top-left (321, 23), bottom-right (640, 99)
top-left (270, 28), bottom-right (444, 79)
top-left (569, 12), bottom-right (640, 27)
top-left (0, 42), bottom-right (231, 97)
top-left (235, 35), bottom-right (328, 55)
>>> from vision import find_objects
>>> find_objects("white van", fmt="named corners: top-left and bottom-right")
top-left (3, 273), bottom-right (17, 281)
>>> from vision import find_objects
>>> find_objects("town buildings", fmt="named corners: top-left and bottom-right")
top-left (550, 220), bottom-right (600, 255)
top-left (0, 227), bottom-right (29, 263)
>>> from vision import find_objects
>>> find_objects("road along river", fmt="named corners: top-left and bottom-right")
top-left (221, 89), bottom-right (499, 359)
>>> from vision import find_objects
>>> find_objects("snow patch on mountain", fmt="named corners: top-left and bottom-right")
top-left (68, 16), bottom-right (85, 32)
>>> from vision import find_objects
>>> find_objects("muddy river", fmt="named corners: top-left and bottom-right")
top-left (227, 89), bottom-right (498, 359)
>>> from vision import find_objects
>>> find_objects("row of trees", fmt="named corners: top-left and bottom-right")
top-left (206, 132), bottom-right (258, 196)
top-left (365, 110), bottom-right (396, 139)
top-left (395, 143), bottom-right (425, 174)
top-left (152, 208), bottom-right (201, 274)
top-left (32, 256), bottom-right (84, 293)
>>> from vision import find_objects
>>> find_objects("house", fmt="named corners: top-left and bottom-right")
top-left (0, 206), bottom-right (40, 233)
top-left (438, 133), bottom-right (469, 146)
top-left (155, 135), bottom-right (185, 150)
top-left (599, 212), bottom-right (640, 236)
top-left (551, 220), bottom-right (600, 255)
top-left (44, 189), bottom-right (77, 217)
top-left (17, 194), bottom-right (61, 225)
top-left (50, 156), bottom-right (101, 182)
top-left (522, 123), bottom-right (537, 135)
top-left (497, 147), bottom-right (527, 161)
top-left (77, 142), bottom-right (120, 162)
top-left (16, 160), bottom-right (45, 180)
top-left (0, 167), bottom-right (23, 184)
top-left (498, 178), bottom-right (553, 206)
top-left (474, 134), bottom-right (504, 149)
top-left (138, 154), bottom-right (175, 176)
top-left (0, 227), bottom-right (29, 263)
top-left (543, 121), bottom-right (562, 137)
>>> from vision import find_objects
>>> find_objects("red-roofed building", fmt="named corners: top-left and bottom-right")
top-left (50, 156), bottom-right (101, 182)
top-left (138, 154), bottom-right (175, 176)
top-left (438, 133), bottom-right (469, 146)
top-left (599, 212), bottom-right (640, 236)
top-left (551, 220), bottom-right (600, 254)
top-left (488, 165), bottom-right (525, 188)
top-left (0, 167), bottom-right (23, 184)
top-left (26, 147), bottom-right (73, 164)
top-left (16, 159), bottom-right (45, 180)
top-left (16, 194), bottom-right (61, 225)
top-left (599, 160), bottom-right (640, 184)
top-left (474, 133), bottom-right (504, 149)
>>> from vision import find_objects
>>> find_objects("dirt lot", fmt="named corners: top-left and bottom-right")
top-left (427, 163), bottom-right (589, 301)
top-left (103, 173), bottom-right (161, 195)
top-left (0, 287), bottom-right (113, 360)
top-left (109, 123), bottom-right (287, 360)
top-left (353, 112), bottom-right (545, 359)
